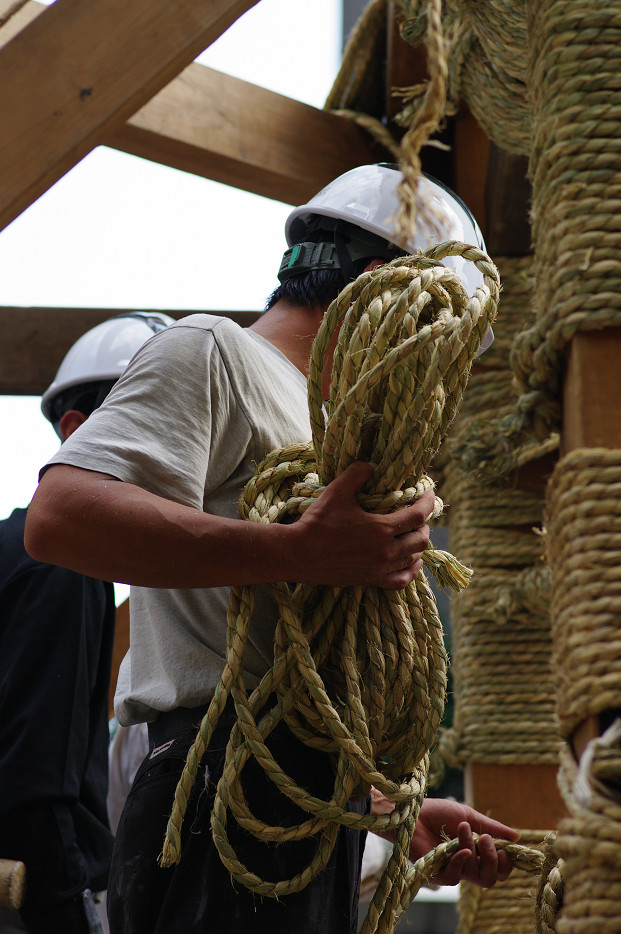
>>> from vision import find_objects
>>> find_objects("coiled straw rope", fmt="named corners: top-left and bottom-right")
top-left (159, 243), bottom-right (499, 932)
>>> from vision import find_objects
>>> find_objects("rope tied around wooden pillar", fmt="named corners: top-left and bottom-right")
top-left (546, 449), bottom-right (621, 740)
top-left (158, 244), bottom-right (499, 933)
top-left (454, 1), bottom-right (621, 477)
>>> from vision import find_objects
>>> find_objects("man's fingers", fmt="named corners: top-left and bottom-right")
top-left (496, 850), bottom-right (514, 883)
top-left (476, 834), bottom-right (500, 888)
top-left (433, 849), bottom-right (469, 886)
top-left (457, 821), bottom-right (476, 853)
top-left (326, 461), bottom-right (375, 499)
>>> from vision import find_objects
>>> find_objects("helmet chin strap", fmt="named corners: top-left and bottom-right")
top-left (333, 229), bottom-right (357, 282)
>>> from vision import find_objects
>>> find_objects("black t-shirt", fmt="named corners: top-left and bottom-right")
top-left (0, 507), bottom-right (116, 913)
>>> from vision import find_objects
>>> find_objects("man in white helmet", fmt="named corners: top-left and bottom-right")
top-left (26, 167), bottom-right (514, 934)
top-left (0, 314), bottom-right (172, 934)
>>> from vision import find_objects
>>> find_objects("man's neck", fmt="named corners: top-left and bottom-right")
top-left (249, 299), bottom-right (326, 377)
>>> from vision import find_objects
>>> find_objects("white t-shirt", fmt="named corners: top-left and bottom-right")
top-left (44, 315), bottom-right (311, 725)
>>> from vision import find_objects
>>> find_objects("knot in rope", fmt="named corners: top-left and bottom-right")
top-left (160, 243), bottom-right (499, 930)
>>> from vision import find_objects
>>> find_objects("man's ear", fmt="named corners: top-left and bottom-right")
top-left (364, 259), bottom-right (384, 272)
top-left (59, 410), bottom-right (87, 442)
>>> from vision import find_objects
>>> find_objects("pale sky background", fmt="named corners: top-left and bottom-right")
top-left (0, 0), bottom-right (341, 525)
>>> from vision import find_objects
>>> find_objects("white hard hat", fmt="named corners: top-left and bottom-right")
top-left (42, 312), bottom-right (174, 429)
top-left (285, 163), bottom-right (486, 297)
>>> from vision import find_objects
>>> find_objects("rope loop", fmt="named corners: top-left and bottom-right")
top-left (160, 245), bottom-right (499, 931)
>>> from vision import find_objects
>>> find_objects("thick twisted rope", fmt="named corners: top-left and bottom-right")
top-left (160, 243), bottom-right (499, 932)
top-left (546, 449), bottom-right (621, 740)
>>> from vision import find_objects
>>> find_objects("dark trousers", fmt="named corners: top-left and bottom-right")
top-left (108, 704), bottom-right (367, 933)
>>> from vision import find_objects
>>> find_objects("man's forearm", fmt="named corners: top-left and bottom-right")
top-left (26, 462), bottom-right (434, 590)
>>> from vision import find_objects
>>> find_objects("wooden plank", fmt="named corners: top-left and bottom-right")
top-left (484, 145), bottom-right (532, 257)
top-left (385, 1), bottom-right (427, 127)
top-left (562, 328), bottom-right (621, 758)
top-left (0, 0), bottom-right (41, 42)
top-left (0, 307), bottom-right (260, 395)
top-left (465, 764), bottom-right (566, 830)
top-left (453, 107), bottom-right (490, 241)
top-left (107, 64), bottom-right (390, 207)
top-left (1, 3), bottom-right (390, 208)
top-left (0, 0), bottom-right (260, 232)
top-left (563, 328), bottom-right (621, 452)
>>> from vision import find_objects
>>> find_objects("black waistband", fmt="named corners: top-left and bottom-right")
top-left (148, 703), bottom-right (210, 749)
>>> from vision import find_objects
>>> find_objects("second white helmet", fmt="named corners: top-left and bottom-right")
top-left (42, 312), bottom-right (174, 433)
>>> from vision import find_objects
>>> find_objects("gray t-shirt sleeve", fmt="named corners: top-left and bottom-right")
top-left (43, 319), bottom-right (251, 510)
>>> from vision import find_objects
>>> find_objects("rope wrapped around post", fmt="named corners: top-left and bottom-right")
top-left (159, 243), bottom-right (500, 933)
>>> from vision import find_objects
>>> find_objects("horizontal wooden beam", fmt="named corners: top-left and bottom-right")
top-left (0, 0), bottom-right (260, 232)
top-left (107, 63), bottom-right (390, 206)
top-left (0, 307), bottom-right (260, 395)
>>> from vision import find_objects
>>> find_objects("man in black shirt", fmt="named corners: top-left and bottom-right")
top-left (0, 314), bottom-right (171, 933)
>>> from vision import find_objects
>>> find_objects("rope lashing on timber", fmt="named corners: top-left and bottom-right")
top-left (432, 256), bottom-right (561, 774)
top-left (396, 0), bottom-right (530, 156)
top-left (540, 450), bottom-right (621, 931)
top-left (546, 449), bottom-right (621, 740)
top-left (159, 243), bottom-right (500, 931)
top-left (452, 1), bottom-right (621, 477)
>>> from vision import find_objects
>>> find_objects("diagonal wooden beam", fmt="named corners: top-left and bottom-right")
top-left (0, 0), bottom-right (391, 224)
top-left (0, 0), bottom-right (259, 233)
top-left (107, 64), bottom-right (389, 206)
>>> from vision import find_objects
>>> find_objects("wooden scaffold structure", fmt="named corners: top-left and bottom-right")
top-left (2, 1), bottom-right (621, 931)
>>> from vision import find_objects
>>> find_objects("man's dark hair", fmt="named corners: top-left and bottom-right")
top-left (266, 220), bottom-right (406, 311)
top-left (264, 260), bottom-right (370, 311)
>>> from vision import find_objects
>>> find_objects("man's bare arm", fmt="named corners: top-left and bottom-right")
top-left (25, 462), bottom-right (435, 590)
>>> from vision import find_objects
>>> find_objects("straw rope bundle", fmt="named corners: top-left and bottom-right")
top-left (158, 244), bottom-right (499, 932)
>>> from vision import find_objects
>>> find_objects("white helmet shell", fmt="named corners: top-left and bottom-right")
top-left (285, 164), bottom-right (486, 297)
top-left (41, 312), bottom-right (174, 423)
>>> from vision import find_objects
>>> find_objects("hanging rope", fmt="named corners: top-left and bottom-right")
top-left (158, 243), bottom-right (499, 932)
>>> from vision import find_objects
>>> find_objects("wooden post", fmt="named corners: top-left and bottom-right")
top-left (461, 147), bottom-right (566, 831)
top-left (562, 327), bottom-right (621, 758)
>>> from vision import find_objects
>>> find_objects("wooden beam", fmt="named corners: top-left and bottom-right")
top-left (563, 328), bottom-right (621, 452)
top-left (453, 107), bottom-right (490, 242)
top-left (484, 145), bottom-right (532, 257)
top-left (466, 764), bottom-right (566, 830)
top-left (0, 0), bottom-right (392, 218)
top-left (563, 328), bottom-right (621, 759)
top-left (0, 307), bottom-right (260, 395)
top-left (107, 64), bottom-right (390, 206)
top-left (0, 0), bottom-right (260, 232)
